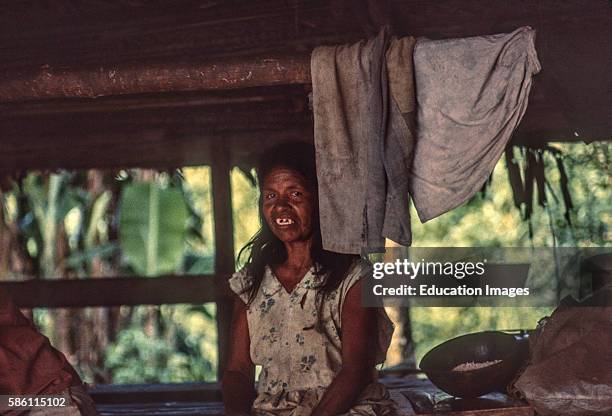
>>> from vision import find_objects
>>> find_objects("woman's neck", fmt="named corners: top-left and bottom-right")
top-left (283, 239), bottom-right (313, 270)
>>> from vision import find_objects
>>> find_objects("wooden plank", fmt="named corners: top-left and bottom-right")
top-left (0, 128), bottom-right (312, 172)
top-left (0, 53), bottom-right (311, 103)
top-left (94, 402), bottom-right (224, 416)
top-left (89, 382), bottom-right (222, 404)
top-left (0, 102), bottom-right (310, 138)
top-left (0, 103), bottom-right (312, 170)
top-left (0, 88), bottom-right (297, 117)
top-left (397, 406), bottom-right (532, 416)
top-left (210, 142), bottom-right (236, 377)
top-left (0, 275), bottom-right (215, 308)
top-left (421, 408), bottom-right (533, 416)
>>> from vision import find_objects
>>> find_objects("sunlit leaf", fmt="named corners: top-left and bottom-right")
top-left (119, 183), bottom-right (188, 276)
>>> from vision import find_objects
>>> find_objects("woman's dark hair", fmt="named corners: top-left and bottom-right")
top-left (237, 141), bottom-right (359, 306)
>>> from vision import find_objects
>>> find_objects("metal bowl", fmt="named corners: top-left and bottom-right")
top-left (419, 331), bottom-right (528, 398)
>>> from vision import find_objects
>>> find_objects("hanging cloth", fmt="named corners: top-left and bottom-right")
top-left (311, 29), bottom-right (416, 254)
top-left (410, 26), bottom-right (541, 221)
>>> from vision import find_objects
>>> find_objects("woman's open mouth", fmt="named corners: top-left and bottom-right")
top-left (275, 217), bottom-right (295, 226)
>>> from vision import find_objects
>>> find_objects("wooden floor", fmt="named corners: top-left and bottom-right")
top-left (92, 377), bottom-right (533, 416)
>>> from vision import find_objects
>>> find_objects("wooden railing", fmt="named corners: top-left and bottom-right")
top-left (0, 274), bottom-right (218, 308)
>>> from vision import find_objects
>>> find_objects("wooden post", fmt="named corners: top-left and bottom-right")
top-left (210, 140), bottom-right (235, 379)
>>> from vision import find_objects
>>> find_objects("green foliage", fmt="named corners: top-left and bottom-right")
top-left (409, 142), bottom-right (610, 247)
top-left (19, 172), bottom-right (82, 277)
top-left (106, 328), bottom-right (176, 383)
top-left (85, 191), bottom-right (112, 248)
top-left (105, 304), bottom-right (218, 383)
top-left (119, 182), bottom-right (189, 276)
top-left (231, 167), bottom-right (260, 267)
top-left (181, 167), bottom-right (216, 274)
top-left (106, 172), bottom-right (218, 382)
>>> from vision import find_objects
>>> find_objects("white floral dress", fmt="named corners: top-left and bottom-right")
top-left (229, 259), bottom-right (398, 416)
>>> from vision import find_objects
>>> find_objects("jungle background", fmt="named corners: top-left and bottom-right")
top-left (0, 141), bottom-right (609, 385)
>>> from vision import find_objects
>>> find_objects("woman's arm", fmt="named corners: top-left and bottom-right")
top-left (222, 296), bottom-right (256, 416)
top-left (311, 279), bottom-right (377, 416)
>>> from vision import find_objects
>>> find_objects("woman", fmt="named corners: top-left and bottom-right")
top-left (222, 142), bottom-right (397, 416)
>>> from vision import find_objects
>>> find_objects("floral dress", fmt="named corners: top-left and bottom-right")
top-left (228, 259), bottom-right (398, 416)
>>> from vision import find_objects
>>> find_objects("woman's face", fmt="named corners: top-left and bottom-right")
top-left (261, 166), bottom-right (315, 245)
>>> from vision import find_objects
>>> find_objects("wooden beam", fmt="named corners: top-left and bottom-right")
top-left (0, 53), bottom-right (311, 103)
top-left (0, 275), bottom-right (215, 308)
top-left (210, 142), bottom-right (236, 377)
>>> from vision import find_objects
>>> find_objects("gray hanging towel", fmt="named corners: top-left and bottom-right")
top-left (410, 26), bottom-right (541, 222)
top-left (311, 30), bottom-right (416, 254)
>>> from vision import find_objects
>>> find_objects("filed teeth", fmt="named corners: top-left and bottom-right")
top-left (276, 218), bottom-right (294, 225)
